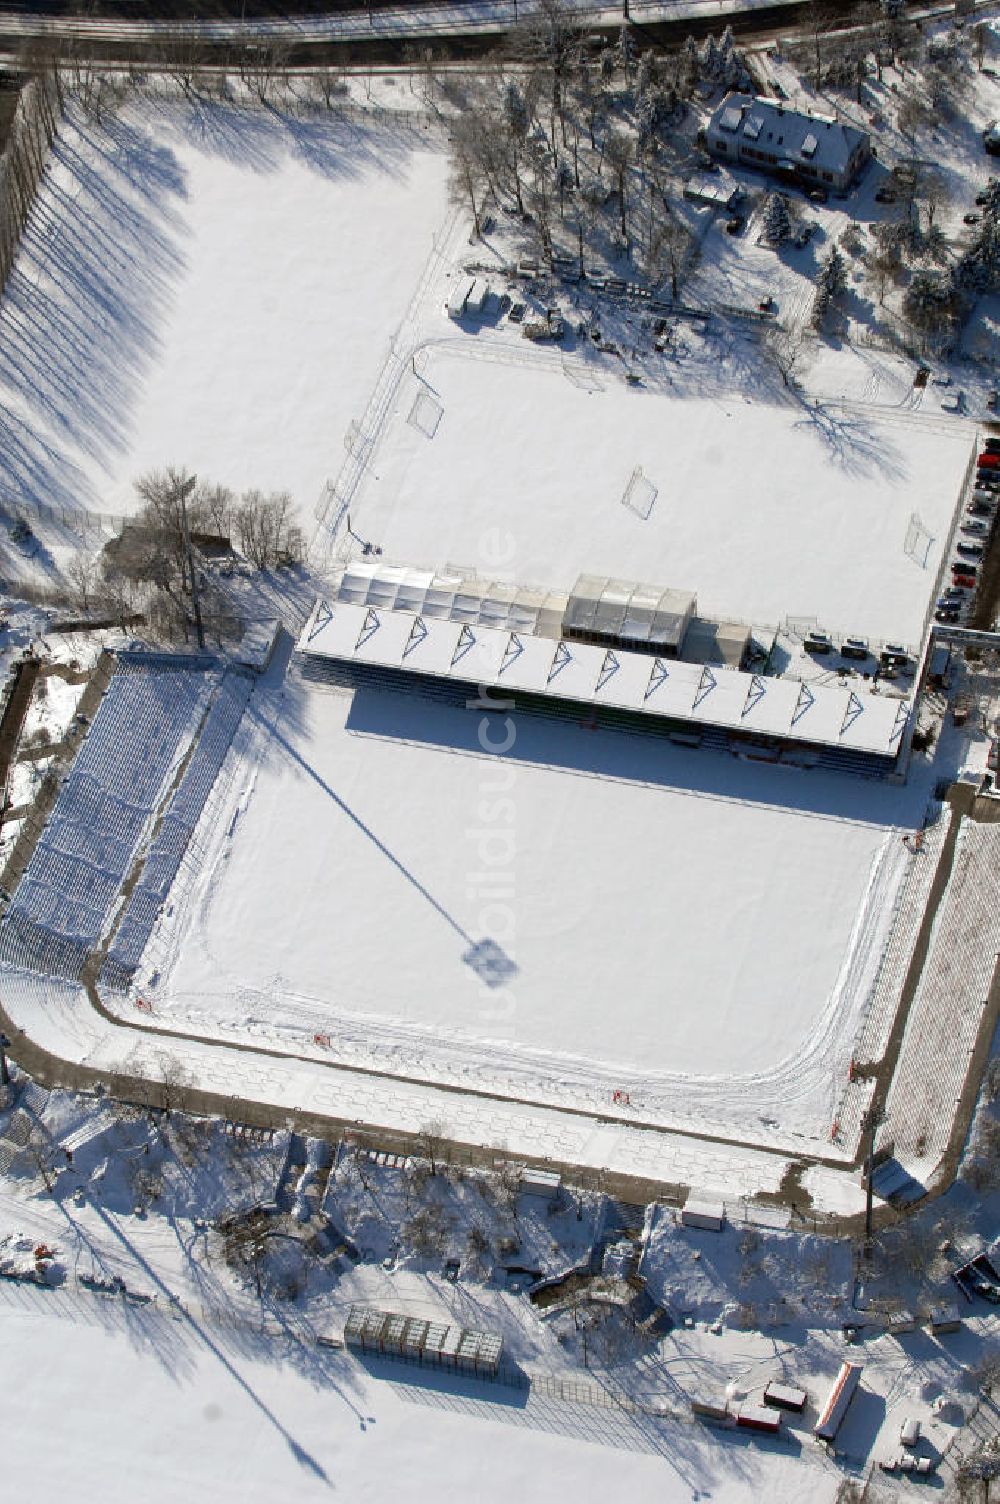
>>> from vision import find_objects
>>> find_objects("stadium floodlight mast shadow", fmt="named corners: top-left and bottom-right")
top-left (177, 474), bottom-right (205, 652)
top-left (862, 1102), bottom-right (887, 1253)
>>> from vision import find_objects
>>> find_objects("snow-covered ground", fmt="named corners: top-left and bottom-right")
top-left (3, 1080), bottom-right (1000, 1503)
top-left (344, 342), bottom-right (971, 646)
top-left (118, 640), bottom-right (938, 1148)
top-left (0, 95), bottom-right (450, 556)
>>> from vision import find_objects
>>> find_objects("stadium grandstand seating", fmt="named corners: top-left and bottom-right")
top-left (102, 668), bottom-right (254, 985)
top-left (0, 655), bottom-right (220, 979)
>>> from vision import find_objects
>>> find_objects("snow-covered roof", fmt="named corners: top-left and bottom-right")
top-left (708, 93), bottom-right (870, 178)
top-left (330, 558), bottom-right (567, 640)
top-left (563, 573), bottom-right (695, 652)
top-left (299, 599), bottom-right (910, 760)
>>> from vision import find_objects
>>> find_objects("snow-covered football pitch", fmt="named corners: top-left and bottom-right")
top-left (139, 656), bottom-right (938, 1148)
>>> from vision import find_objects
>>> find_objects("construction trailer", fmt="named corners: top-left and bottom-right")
top-left (447, 276), bottom-right (476, 320)
top-left (763, 1381), bottom-right (808, 1413)
top-left (737, 1404), bottom-right (781, 1435)
top-left (681, 1197), bottom-right (726, 1232)
top-left (814, 1362), bottom-right (862, 1443)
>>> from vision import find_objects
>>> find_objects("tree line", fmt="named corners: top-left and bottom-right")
top-left (444, 11), bottom-right (751, 291)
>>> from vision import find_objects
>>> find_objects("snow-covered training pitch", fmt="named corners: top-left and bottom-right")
top-left (343, 346), bottom-right (973, 650)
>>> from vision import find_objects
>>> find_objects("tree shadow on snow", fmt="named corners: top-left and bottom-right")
top-left (0, 104), bottom-right (189, 518)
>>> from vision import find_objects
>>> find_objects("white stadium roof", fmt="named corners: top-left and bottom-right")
top-left (299, 598), bottom-right (911, 759)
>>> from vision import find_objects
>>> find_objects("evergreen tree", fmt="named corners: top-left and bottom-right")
top-left (903, 268), bottom-right (959, 331)
top-left (762, 192), bottom-right (792, 245)
top-left (700, 35), bottom-right (721, 79)
top-left (680, 35), bottom-right (700, 94)
top-left (817, 245), bottom-right (848, 300)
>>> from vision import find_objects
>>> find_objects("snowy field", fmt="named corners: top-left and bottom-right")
top-left (0, 96), bottom-right (450, 535)
top-left (136, 659), bottom-right (933, 1143)
top-left (1, 1251), bottom-right (845, 1504)
top-left (345, 344), bottom-right (972, 648)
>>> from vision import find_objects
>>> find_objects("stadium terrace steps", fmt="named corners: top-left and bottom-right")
top-left (0, 655), bottom-right (251, 983)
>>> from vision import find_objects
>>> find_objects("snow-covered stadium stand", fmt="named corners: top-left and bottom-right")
top-left (880, 821), bottom-right (1000, 1181)
top-left (0, 654), bottom-right (218, 979)
top-left (103, 669), bottom-right (253, 987)
top-left (834, 814), bottom-right (949, 1153)
top-left (298, 591), bottom-right (912, 774)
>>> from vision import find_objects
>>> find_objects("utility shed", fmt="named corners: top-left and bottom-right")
top-left (814, 1362), bottom-right (862, 1442)
top-left (235, 618), bottom-right (281, 672)
top-left (520, 1167), bottom-right (562, 1197)
top-left (683, 174), bottom-right (743, 210)
top-left (681, 1197), bottom-right (726, 1232)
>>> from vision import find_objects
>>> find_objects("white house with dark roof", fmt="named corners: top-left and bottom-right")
top-left (705, 93), bottom-right (871, 194)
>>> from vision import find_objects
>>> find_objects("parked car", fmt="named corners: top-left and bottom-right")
top-left (841, 637), bottom-right (869, 660)
top-left (962, 520), bottom-right (990, 536)
top-left (978, 451), bottom-right (1000, 468)
top-left (900, 1418), bottom-right (922, 1449)
top-left (936, 609), bottom-right (961, 623)
top-left (964, 212), bottom-right (981, 225)
top-left (804, 631), bottom-right (833, 655)
top-left (984, 437), bottom-right (1000, 453)
top-left (957, 541), bottom-right (985, 558)
top-left (808, 187), bottom-right (828, 204)
top-left (880, 644), bottom-right (910, 668)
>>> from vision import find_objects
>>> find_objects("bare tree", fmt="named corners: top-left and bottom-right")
top-left (65, 556), bottom-right (98, 616)
top-left (310, 68), bottom-right (346, 109)
top-left (234, 489), bottom-right (302, 569)
top-left (416, 1119), bottom-right (448, 1177)
top-left (604, 131), bottom-right (632, 245)
top-left (238, 39), bottom-right (291, 107)
top-left (450, 115), bottom-right (489, 238)
top-left (764, 325), bottom-right (804, 391)
top-left (512, 0), bottom-right (584, 151)
top-left (648, 208), bottom-right (692, 299)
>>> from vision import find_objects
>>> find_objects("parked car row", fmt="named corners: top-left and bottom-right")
top-left (940, 438), bottom-right (1000, 621)
top-left (803, 633), bottom-right (911, 675)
